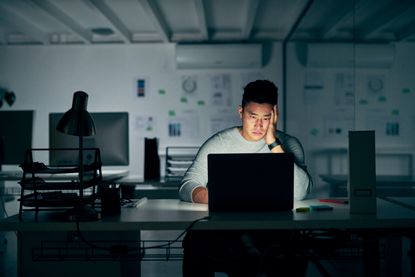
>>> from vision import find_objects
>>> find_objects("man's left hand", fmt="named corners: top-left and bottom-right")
top-left (265, 105), bottom-right (278, 144)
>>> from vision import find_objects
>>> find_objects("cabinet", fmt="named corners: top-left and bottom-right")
top-left (164, 147), bottom-right (198, 182)
top-left (18, 148), bottom-right (103, 218)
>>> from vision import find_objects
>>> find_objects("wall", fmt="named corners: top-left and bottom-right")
top-left (286, 42), bottom-right (415, 196)
top-left (0, 43), bottom-right (282, 177)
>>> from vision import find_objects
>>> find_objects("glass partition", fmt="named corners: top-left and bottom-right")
top-left (285, 0), bottom-right (415, 198)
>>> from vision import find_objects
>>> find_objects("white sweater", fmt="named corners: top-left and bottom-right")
top-left (179, 127), bottom-right (311, 202)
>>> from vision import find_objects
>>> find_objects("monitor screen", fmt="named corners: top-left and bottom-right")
top-left (0, 110), bottom-right (34, 165)
top-left (49, 112), bottom-right (129, 166)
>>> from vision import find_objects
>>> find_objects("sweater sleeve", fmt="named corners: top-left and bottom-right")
top-left (178, 137), bottom-right (216, 202)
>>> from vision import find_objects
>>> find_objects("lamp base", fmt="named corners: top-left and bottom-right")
top-left (67, 205), bottom-right (100, 221)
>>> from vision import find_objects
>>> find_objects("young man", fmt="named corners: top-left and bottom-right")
top-left (179, 80), bottom-right (310, 204)
top-left (179, 80), bottom-right (311, 276)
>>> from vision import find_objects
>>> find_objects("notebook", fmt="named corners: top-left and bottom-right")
top-left (207, 153), bottom-right (294, 213)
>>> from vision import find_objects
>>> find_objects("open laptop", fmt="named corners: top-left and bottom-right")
top-left (207, 153), bottom-right (294, 213)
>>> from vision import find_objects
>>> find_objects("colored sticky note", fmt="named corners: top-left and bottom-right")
top-left (310, 128), bottom-right (319, 136)
top-left (310, 205), bottom-right (333, 211)
top-left (296, 207), bottom-right (310, 213)
top-left (378, 96), bottom-right (386, 102)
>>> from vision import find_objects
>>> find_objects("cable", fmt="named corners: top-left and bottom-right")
top-left (74, 214), bottom-right (211, 257)
top-left (138, 215), bottom-right (211, 251)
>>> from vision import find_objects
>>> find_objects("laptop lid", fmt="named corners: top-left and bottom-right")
top-left (207, 153), bottom-right (294, 213)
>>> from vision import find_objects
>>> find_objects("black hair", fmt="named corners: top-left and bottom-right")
top-left (241, 80), bottom-right (278, 107)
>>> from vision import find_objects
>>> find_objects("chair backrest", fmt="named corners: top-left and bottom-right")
top-left (277, 130), bottom-right (313, 192)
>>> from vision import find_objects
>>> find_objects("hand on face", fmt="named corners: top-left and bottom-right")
top-left (265, 105), bottom-right (278, 144)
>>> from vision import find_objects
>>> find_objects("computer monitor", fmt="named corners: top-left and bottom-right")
top-left (0, 110), bottom-right (34, 166)
top-left (49, 112), bottom-right (129, 166)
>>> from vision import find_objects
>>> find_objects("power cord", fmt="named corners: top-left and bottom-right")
top-left (74, 214), bottom-right (211, 257)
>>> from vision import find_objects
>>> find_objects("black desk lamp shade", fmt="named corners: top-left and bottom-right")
top-left (56, 91), bottom-right (97, 221)
top-left (57, 91), bottom-right (96, 136)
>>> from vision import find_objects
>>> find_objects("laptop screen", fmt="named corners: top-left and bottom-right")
top-left (207, 153), bottom-right (294, 212)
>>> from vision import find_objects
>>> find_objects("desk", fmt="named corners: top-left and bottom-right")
top-left (1, 198), bottom-right (415, 276)
top-left (320, 174), bottom-right (415, 197)
top-left (381, 196), bottom-right (415, 211)
top-left (118, 176), bottom-right (180, 199)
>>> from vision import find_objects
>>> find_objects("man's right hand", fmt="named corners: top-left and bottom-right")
top-left (192, 187), bottom-right (208, 204)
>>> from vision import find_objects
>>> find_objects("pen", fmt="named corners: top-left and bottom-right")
top-left (319, 199), bottom-right (348, 204)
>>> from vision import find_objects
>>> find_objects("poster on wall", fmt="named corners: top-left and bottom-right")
top-left (209, 74), bottom-right (232, 106)
top-left (135, 115), bottom-right (156, 132)
top-left (136, 78), bottom-right (148, 98)
top-left (323, 109), bottom-right (354, 139)
top-left (365, 109), bottom-right (401, 138)
top-left (167, 110), bottom-right (200, 139)
top-left (304, 69), bottom-right (325, 103)
top-left (334, 71), bottom-right (354, 108)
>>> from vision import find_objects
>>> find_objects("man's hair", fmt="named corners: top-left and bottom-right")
top-left (241, 80), bottom-right (278, 107)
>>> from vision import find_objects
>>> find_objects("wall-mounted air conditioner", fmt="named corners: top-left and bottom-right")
top-left (303, 43), bottom-right (395, 68)
top-left (175, 44), bottom-right (262, 69)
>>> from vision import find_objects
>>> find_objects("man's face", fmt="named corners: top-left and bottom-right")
top-left (238, 102), bottom-right (274, 141)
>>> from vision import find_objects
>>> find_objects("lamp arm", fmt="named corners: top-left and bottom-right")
top-left (79, 134), bottom-right (84, 201)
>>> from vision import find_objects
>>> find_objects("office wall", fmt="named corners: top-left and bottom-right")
top-left (0, 43), bottom-right (282, 177)
top-left (286, 42), bottom-right (415, 195)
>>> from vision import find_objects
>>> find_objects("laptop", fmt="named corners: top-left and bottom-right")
top-left (207, 153), bottom-right (294, 213)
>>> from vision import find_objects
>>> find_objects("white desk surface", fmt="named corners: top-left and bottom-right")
top-left (2, 198), bottom-right (415, 232)
top-left (381, 196), bottom-right (415, 211)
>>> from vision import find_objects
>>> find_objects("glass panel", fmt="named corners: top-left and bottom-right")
top-left (286, 0), bottom-right (415, 198)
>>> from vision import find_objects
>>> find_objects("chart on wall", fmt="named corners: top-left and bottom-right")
top-left (304, 68), bottom-right (415, 148)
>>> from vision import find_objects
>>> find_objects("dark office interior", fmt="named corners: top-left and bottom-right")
top-left (1, 0), bottom-right (415, 276)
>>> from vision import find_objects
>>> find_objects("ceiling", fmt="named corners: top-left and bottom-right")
top-left (0, 0), bottom-right (414, 46)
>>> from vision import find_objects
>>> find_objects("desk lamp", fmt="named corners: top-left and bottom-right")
top-left (56, 91), bottom-right (97, 221)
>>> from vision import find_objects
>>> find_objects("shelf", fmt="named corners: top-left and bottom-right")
top-left (164, 146), bottom-right (198, 181)
top-left (18, 148), bottom-right (103, 218)
top-left (19, 177), bottom-right (100, 190)
top-left (20, 192), bottom-right (79, 207)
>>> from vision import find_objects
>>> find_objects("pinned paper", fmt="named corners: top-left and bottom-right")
top-left (136, 78), bottom-right (147, 98)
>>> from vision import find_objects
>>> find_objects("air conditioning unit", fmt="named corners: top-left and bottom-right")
top-left (304, 43), bottom-right (395, 68)
top-left (175, 44), bottom-right (262, 69)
